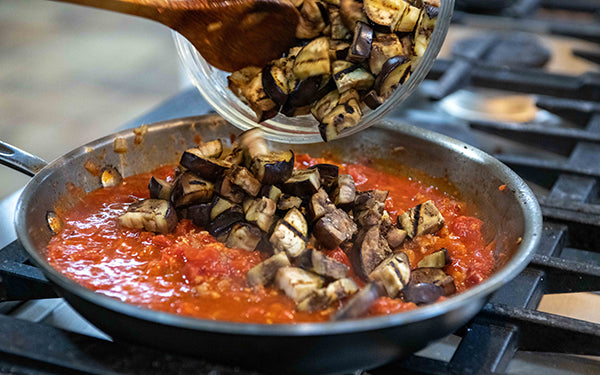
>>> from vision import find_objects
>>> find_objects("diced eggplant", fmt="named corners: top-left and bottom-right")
top-left (333, 65), bottom-right (375, 92)
top-left (391, 2), bottom-right (421, 32)
top-left (311, 90), bottom-right (340, 123)
top-left (245, 196), bottom-right (277, 232)
top-left (277, 194), bottom-right (304, 211)
top-left (332, 174), bottom-right (356, 208)
top-left (353, 190), bottom-right (387, 227)
top-left (402, 282), bottom-right (443, 305)
top-left (197, 139), bottom-right (223, 159)
top-left (283, 168), bottom-right (321, 196)
top-left (221, 144), bottom-right (244, 166)
top-left (218, 176), bottom-right (246, 204)
top-left (410, 267), bottom-right (456, 296)
top-left (296, 0), bottom-right (327, 39)
top-left (400, 34), bottom-right (414, 57)
top-left (179, 148), bottom-right (231, 181)
top-left (227, 66), bottom-right (261, 98)
top-left (241, 72), bottom-right (279, 122)
top-left (208, 206), bottom-right (244, 239)
top-left (374, 55), bottom-right (411, 97)
top-left (270, 209), bottom-right (308, 257)
top-left (332, 60), bottom-right (354, 75)
top-left (328, 40), bottom-right (350, 61)
top-left (287, 75), bottom-right (332, 108)
top-left (119, 199), bottom-right (177, 234)
top-left (250, 150), bottom-right (295, 185)
top-left (275, 267), bottom-right (324, 303)
top-left (240, 128), bottom-right (268, 159)
top-left (293, 37), bottom-right (331, 80)
top-left (260, 185), bottom-right (282, 204)
top-left (331, 282), bottom-right (385, 321)
top-left (363, 90), bottom-right (385, 110)
top-left (262, 64), bottom-right (289, 106)
top-left (364, 0), bottom-right (410, 27)
top-left (186, 203), bottom-right (211, 228)
top-left (397, 200), bottom-right (445, 238)
top-left (368, 252), bottom-right (411, 298)
top-left (227, 165), bottom-right (261, 197)
top-left (350, 225), bottom-right (392, 280)
top-left (329, 7), bottom-right (351, 40)
top-left (414, 6), bottom-right (436, 57)
top-left (386, 227), bottom-right (408, 248)
top-left (308, 248), bottom-right (349, 279)
top-left (418, 248), bottom-right (450, 268)
top-left (319, 98), bottom-right (362, 142)
top-left (247, 252), bottom-right (291, 287)
top-left (309, 164), bottom-right (340, 191)
top-left (280, 103), bottom-right (312, 118)
top-left (226, 223), bottom-right (264, 252)
top-left (339, 0), bottom-right (369, 30)
top-left (211, 196), bottom-right (236, 220)
top-left (309, 188), bottom-right (336, 222)
top-left (148, 177), bottom-right (172, 200)
top-left (369, 33), bottom-right (405, 75)
top-left (314, 208), bottom-right (357, 249)
top-left (170, 172), bottom-right (214, 207)
top-left (347, 22), bottom-right (373, 63)
top-left (297, 278), bottom-right (358, 311)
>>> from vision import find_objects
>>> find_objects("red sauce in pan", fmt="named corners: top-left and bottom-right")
top-left (46, 155), bottom-right (494, 323)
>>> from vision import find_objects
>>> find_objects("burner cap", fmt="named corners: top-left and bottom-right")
top-left (452, 33), bottom-right (551, 68)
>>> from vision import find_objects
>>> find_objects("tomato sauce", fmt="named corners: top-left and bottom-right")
top-left (47, 155), bottom-right (494, 323)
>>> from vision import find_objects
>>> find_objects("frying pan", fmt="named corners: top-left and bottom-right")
top-left (0, 115), bottom-right (541, 374)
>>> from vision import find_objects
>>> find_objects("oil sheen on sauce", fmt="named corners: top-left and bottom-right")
top-left (47, 155), bottom-right (494, 323)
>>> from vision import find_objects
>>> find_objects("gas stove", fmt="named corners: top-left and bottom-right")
top-left (1, 0), bottom-right (600, 373)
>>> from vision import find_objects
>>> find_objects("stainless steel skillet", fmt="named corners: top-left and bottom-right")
top-left (0, 114), bottom-right (542, 374)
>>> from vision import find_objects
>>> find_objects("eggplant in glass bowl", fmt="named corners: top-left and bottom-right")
top-left (173, 0), bottom-right (455, 143)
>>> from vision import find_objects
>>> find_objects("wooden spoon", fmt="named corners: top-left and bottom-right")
top-left (53, 0), bottom-right (300, 72)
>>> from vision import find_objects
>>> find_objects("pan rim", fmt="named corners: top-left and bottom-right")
top-left (15, 115), bottom-right (542, 337)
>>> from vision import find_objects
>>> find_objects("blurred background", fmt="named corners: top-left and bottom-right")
top-left (0, 0), bottom-right (181, 199)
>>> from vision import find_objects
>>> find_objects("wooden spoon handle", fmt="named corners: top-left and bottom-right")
top-left (49, 0), bottom-right (170, 21)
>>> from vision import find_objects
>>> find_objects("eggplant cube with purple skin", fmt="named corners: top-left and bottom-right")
top-left (270, 208), bottom-right (309, 258)
top-left (275, 267), bottom-right (324, 303)
top-left (297, 277), bottom-right (358, 311)
top-left (397, 199), bottom-right (445, 238)
top-left (314, 208), bottom-right (357, 250)
top-left (247, 252), bottom-right (292, 287)
top-left (119, 199), bottom-right (178, 234)
top-left (368, 252), bottom-right (411, 298)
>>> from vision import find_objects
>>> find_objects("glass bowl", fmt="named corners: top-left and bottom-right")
top-left (173, 0), bottom-right (455, 143)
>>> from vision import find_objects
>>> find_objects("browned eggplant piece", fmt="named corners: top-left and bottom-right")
top-left (329, 6), bottom-right (351, 40)
top-left (241, 72), bottom-right (279, 122)
top-left (332, 174), bottom-right (356, 208)
top-left (340, 0), bottom-right (369, 30)
top-left (328, 40), bottom-right (350, 61)
top-left (332, 60), bottom-right (353, 75)
top-left (270, 208), bottom-right (308, 257)
top-left (148, 177), bottom-right (172, 200)
top-left (180, 148), bottom-right (231, 181)
top-left (363, 90), bottom-right (385, 110)
top-left (293, 37), bottom-right (331, 79)
top-left (414, 5), bottom-right (437, 57)
top-left (418, 248), bottom-right (450, 268)
top-left (227, 66), bottom-right (261, 98)
top-left (391, 2), bottom-right (421, 32)
top-left (353, 190), bottom-right (388, 227)
top-left (287, 75), bottom-right (332, 108)
top-left (221, 144), bottom-right (244, 165)
top-left (197, 139), bottom-right (223, 159)
top-left (262, 64), bottom-right (290, 106)
top-left (227, 165), bottom-right (261, 197)
top-left (350, 225), bottom-right (392, 281)
top-left (239, 128), bottom-right (268, 159)
top-left (170, 172), bottom-right (214, 207)
top-left (368, 252), bottom-right (411, 297)
top-left (226, 222), bottom-right (264, 252)
top-left (218, 176), bottom-right (246, 204)
top-left (319, 97), bottom-right (362, 142)
top-left (402, 282), bottom-right (443, 305)
top-left (296, 0), bottom-right (327, 39)
top-left (331, 282), bottom-right (385, 321)
top-left (275, 267), bottom-right (324, 303)
top-left (247, 252), bottom-right (291, 287)
top-left (410, 267), bottom-right (456, 296)
top-left (297, 278), bottom-right (358, 311)
top-left (364, 0), bottom-right (411, 27)
top-left (119, 199), bottom-right (178, 234)
top-left (259, 185), bottom-right (282, 204)
top-left (400, 34), bottom-right (414, 56)
top-left (307, 248), bottom-right (349, 279)
top-left (397, 199), bottom-right (445, 238)
top-left (211, 196), bottom-right (237, 220)
top-left (386, 227), bottom-right (407, 248)
top-left (283, 168), bottom-right (321, 196)
top-left (309, 164), bottom-right (340, 191)
top-left (314, 208), bottom-right (357, 249)
top-left (311, 90), bottom-right (340, 123)
top-left (333, 64), bottom-right (375, 92)
top-left (208, 205), bottom-right (244, 239)
top-left (347, 22), bottom-right (373, 63)
top-left (245, 196), bottom-right (277, 232)
top-left (309, 188), bottom-right (336, 222)
top-left (280, 104), bottom-right (312, 118)
top-left (277, 194), bottom-right (304, 211)
top-left (374, 55), bottom-right (411, 97)
top-left (369, 33), bottom-right (405, 75)
top-left (186, 203), bottom-right (212, 228)
top-left (250, 150), bottom-right (295, 185)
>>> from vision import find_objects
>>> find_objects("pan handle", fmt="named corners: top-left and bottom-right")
top-left (0, 141), bottom-right (48, 177)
